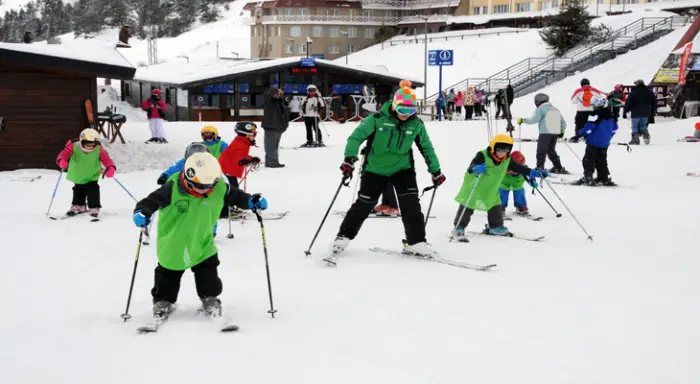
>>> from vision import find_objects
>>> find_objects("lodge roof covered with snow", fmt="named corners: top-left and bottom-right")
top-left (0, 42), bottom-right (135, 79)
top-left (132, 57), bottom-right (422, 87)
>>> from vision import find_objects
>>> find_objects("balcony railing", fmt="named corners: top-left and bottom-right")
top-left (242, 14), bottom-right (404, 25)
top-left (360, 0), bottom-right (459, 8)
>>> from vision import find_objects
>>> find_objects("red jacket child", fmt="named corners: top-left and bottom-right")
top-left (219, 122), bottom-right (260, 179)
top-left (141, 89), bottom-right (167, 119)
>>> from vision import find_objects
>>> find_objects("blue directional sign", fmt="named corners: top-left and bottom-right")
top-left (300, 57), bottom-right (316, 67)
top-left (428, 50), bottom-right (454, 66)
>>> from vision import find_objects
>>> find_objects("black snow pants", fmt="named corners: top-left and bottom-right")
top-left (304, 116), bottom-right (322, 143)
top-left (571, 111), bottom-right (594, 141)
top-left (339, 169), bottom-right (425, 245)
top-left (453, 204), bottom-right (504, 230)
top-left (582, 145), bottom-right (610, 180)
top-left (536, 133), bottom-right (563, 170)
top-left (380, 183), bottom-right (399, 208)
top-left (72, 181), bottom-right (101, 208)
top-left (220, 175), bottom-right (240, 218)
top-left (151, 255), bottom-right (222, 304)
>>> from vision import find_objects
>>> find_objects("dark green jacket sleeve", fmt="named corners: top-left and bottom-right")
top-left (414, 121), bottom-right (441, 173)
top-left (344, 116), bottom-right (376, 158)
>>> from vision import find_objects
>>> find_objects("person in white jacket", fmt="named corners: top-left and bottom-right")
top-left (569, 78), bottom-right (603, 142)
top-left (300, 84), bottom-right (326, 147)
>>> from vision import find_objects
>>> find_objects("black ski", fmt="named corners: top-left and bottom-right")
top-left (548, 179), bottom-right (629, 189)
top-left (137, 313), bottom-right (171, 333)
top-left (369, 247), bottom-right (496, 271)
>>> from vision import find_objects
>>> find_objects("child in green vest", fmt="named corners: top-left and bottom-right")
top-left (56, 128), bottom-right (116, 218)
top-left (132, 152), bottom-right (268, 319)
top-left (157, 125), bottom-right (229, 185)
top-left (498, 150), bottom-right (531, 218)
top-left (452, 134), bottom-right (547, 242)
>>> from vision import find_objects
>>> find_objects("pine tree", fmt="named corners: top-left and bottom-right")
top-left (162, 0), bottom-right (198, 37)
top-left (199, 0), bottom-right (219, 24)
top-left (539, 0), bottom-right (592, 57)
top-left (72, 0), bottom-right (104, 37)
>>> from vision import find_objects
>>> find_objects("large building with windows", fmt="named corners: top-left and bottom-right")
top-left (243, 0), bottom-right (694, 59)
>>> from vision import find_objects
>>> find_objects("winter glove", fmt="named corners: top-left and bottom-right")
top-left (248, 193), bottom-right (268, 210)
top-left (431, 170), bottom-right (446, 186)
top-left (568, 135), bottom-right (580, 143)
top-left (133, 210), bottom-right (151, 227)
top-left (58, 159), bottom-right (68, 170)
top-left (250, 156), bottom-right (261, 164)
top-left (156, 173), bottom-right (168, 185)
top-left (340, 156), bottom-right (358, 177)
top-left (622, 113), bottom-right (627, 119)
top-left (471, 163), bottom-right (487, 175)
top-left (527, 169), bottom-right (548, 188)
top-left (239, 157), bottom-right (262, 166)
top-left (104, 166), bottom-right (116, 179)
top-left (516, 118), bottom-right (524, 124)
top-left (559, 129), bottom-right (566, 139)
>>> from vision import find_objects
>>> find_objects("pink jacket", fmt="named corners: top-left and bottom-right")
top-left (56, 140), bottom-right (115, 171)
top-left (455, 93), bottom-right (464, 107)
top-left (141, 98), bottom-right (167, 119)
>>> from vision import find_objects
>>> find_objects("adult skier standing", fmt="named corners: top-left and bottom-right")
top-left (300, 84), bottom-right (326, 147)
top-left (141, 89), bottom-right (167, 143)
top-left (517, 93), bottom-right (568, 173)
top-left (132, 152), bottom-right (268, 320)
top-left (623, 79), bottom-right (656, 145)
top-left (328, 85), bottom-right (445, 264)
top-left (569, 78), bottom-right (603, 143)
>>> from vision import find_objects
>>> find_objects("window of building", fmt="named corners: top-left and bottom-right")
top-left (327, 8), bottom-right (339, 16)
top-left (124, 83), bottom-right (130, 97)
top-left (385, 11), bottom-right (397, 18)
top-left (493, 4), bottom-right (509, 13)
top-left (347, 45), bottom-right (356, 53)
top-left (551, 0), bottom-right (558, 7)
top-left (284, 8), bottom-right (293, 16)
top-left (365, 28), bottom-right (375, 38)
top-left (516, 2), bottom-right (531, 12)
top-left (165, 89), bottom-right (171, 104)
top-left (312, 26), bottom-right (324, 37)
top-left (192, 94), bottom-right (219, 108)
top-left (329, 27), bottom-right (340, 37)
top-left (348, 27), bottom-right (357, 38)
top-left (284, 43), bottom-right (293, 54)
top-left (273, 26), bottom-right (280, 36)
top-left (362, 10), bottom-right (374, 17)
top-left (329, 45), bottom-right (340, 54)
top-left (298, 8), bottom-right (308, 16)
top-left (297, 44), bottom-right (307, 54)
top-left (290, 25), bottom-right (301, 37)
top-left (410, 27), bottom-right (417, 35)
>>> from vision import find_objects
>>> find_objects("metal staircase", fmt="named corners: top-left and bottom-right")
top-left (426, 16), bottom-right (687, 102)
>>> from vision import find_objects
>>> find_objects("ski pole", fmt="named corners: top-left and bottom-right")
top-left (305, 175), bottom-right (352, 256)
top-left (423, 185), bottom-right (438, 228)
top-left (46, 169), bottom-right (64, 218)
top-left (318, 117), bottom-right (330, 137)
top-left (114, 177), bottom-right (138, 203)
top-left (450, 174), bottom-right (482, 242)
top-left (349, 153), bottom-right (364, 207)
top-left (252, 207), bottom-right (277, 319)
top-left (226, 206), bottom-right (234, 239)
top-left (518, 123), bottom-right (522, 151)
top-left (543, 178), bottom-right (593, 240)
top-left (563, 141), bottom-right (582, 162)
top-left (121, 228), bottom-right (145, 322)
top-left (530, 182), bottom-right (562, 217)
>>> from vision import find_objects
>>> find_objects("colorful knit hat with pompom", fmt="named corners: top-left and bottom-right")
top-left (392, 86), bottom-right (417, 111)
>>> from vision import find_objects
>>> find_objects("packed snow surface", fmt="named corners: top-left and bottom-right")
top-left (1, 115), bottom-right (699, 383)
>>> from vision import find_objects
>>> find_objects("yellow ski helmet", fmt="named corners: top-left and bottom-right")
top-left (489, 134), bottom-right (514, 155)
top-left (200, 125), bottom-right (219, 136)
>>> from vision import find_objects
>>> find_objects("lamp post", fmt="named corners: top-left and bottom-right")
top-left (417, 15), bottom-right (429, 104)
top-left (340, 30), bottom-right (350, 65)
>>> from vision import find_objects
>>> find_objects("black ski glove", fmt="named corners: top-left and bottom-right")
top-left (156, 173), bottom-right (168, 185)
top-left (340, 156), bottom-right (357, 177)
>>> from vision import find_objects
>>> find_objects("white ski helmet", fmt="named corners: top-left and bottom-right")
top-left (183, 152), bottom-right (221, 190)
top-left (80, 128), bottom-right (100, 143)
top-left (591, 94), bottom-right (607, 108)
top-left (307, 84), bottom-right (318, 92)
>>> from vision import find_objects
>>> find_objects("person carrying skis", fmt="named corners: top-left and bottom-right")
top-left (132, 152), bottom-right (268, 319)
top-left (574, 95), bottom-right (618, 186)
top-left (56, 128), bottom-right (116, 218)
top-left (499, 150), bottom-right (532, 218)
top-left (608, 84), bottom-right (626, 121)
top-left (517, 93), bottom-right (568, 174)
top-left (452, 134), bottom-right (547, 242)
top-left (300, 84), bottom-right (326, 147)
top-left (330, 85), bottom-right (445, 262)
top-left (156, 126), bottom-right (228, 184)
top-left (219, 122), bottom-right (260, 189)
top-left (569, 78), bottom-right (603, 143)
top-left (142, 89), bottom-right (167, 143)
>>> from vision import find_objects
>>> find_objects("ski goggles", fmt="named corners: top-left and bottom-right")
top-left (81, 140), bottom-right (98, 148)
top-left (395, 105), bottom-right (417, 117)
top-left (201, 132), bottom-right (216, 140)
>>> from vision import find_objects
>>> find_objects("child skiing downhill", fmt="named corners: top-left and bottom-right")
top-left (132, 152), bottom-right (268, 320)
top-left (142, 89), bottom-right (167, 143)
top-left (574, 95), bottom-right (618, 186)
top-left (499, 151), bottom-right (532, 217)
top-left (156, 126), bottom-right (229, 185)
top-left (330, 85), bottom-right (445, 264)
top-left (56, 128), bottom-right (116, 218)
top-left (452, 134), bottom-right (547, 242)
top-left (517, 93), bottom-right (568, 174)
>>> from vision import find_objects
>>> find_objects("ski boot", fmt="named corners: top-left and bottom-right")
top-left (402, 241), bottom-right (437, 258)
top-left (572, 176), bottom-right (596, 186)
top-left (486, 226), bottom-right (511, 236)
top-left (642, 132), bottom-right (651, 145)
top-left (324, 236), bottom-right (349, 265)
top-left (374, 205), bottom-right (392, 217)
top-left (515, 207), bottom-right (530, 217)
top-left (88, 208), bottom-right (100, 218)
top-left (66, 205), bottom-right (86, 217)
top-left (315, 141), bottom-right (326, 148)
top-left (153, 300), bottom-right (175, 318)
top-left (300, 141), bottom-right (314, 148)
top-left (452, 227), bottom-right (469, 243)
top-left (201, 297), bottom-right (222, 318)
top-left (629, 133), bottom-right (640, 145)
top-left (158, 138), bottom-right (169, 144)
top-left (596, 177), bottom-right (617, 187)
top-left (548, 166), bottom-right (570, 175)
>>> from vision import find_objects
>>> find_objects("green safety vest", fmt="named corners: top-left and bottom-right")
top-left (207, 140), bottom-right (224, 159)
top-left (66, 142), bottom-right (101, 184)
top-left (500, 173), bottom-right (525, 191)
top-left (156, 173), bottom-right (226, 270)
top-left (455, 149), bottom-right (509, 211)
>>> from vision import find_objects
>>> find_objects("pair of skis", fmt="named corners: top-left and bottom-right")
top-left (136, 309), bottom-right (239, 334)
top-left (49, 211), bottom-right (101, 222)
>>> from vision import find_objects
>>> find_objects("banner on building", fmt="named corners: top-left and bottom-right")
top-left (679, 42), bottom-right (693, 86)
top-left (653, 52), bottom-right (700, 84)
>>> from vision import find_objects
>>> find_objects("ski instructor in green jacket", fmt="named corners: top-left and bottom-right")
top-left (327, 81), bottom-right (445, 264)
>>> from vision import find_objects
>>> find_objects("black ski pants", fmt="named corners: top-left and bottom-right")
top-left (151, 255), bottom-right (222, 304)
top-left (453, 204), bottom-right (503, 229)
top-left (304, 116), bottom-right (322, 143)
top-left (72, 181), bottom-right (101, 208)
top-left (380, 182), bottom-right (398, 208)
top-left (220, 175), bottom-right (240, 218)
top-left (536, 133), bottom-right (563, 170)
top-left (339, 169), bottom-right (425, 245)
top-left (582, 145), bottom-right (609, 180)
top-left (571, 111), bottom-right (594, 140)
